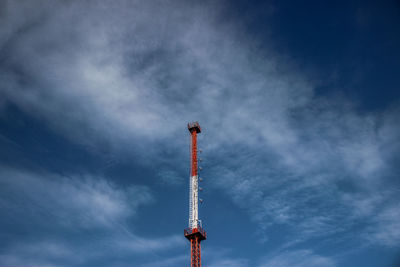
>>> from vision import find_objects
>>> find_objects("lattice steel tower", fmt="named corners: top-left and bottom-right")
top-left (184, 122), bottom-right (206, 267)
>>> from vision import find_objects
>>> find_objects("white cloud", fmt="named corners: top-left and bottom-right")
top-left (259, 249), bottom-right (336, 267)
top-left (139, 255), bottom-right (187, 267)
top-left (157, 170), bottom-right (184, 186)
top-left (0, 168), bottom-right (153, 228)
top-left (114, 233), bottom-right (185, 253)
top-left (0, 234), bottom-right (185, 267)
top-left (0, 241), bottom-right (73, 267)
top-left (0, 167), bottom-right (186, 266)
top-left (0, 256), bottom-right (65, 267)
top-left (206, 259), bottom-right (249, 267)
top-left (366, 203), bottom-right (400, 247)
top-left (0, 0), bottom-right (399, 252)
top-left (197, 246), bottom-right (250, 267)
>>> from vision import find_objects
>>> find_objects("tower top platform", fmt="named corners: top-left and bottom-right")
top-left (188, 122), bottom-right (201, 133)
top-left (184, 226), bottom-right (207, 241)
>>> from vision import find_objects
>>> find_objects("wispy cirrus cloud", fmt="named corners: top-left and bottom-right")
top-left (259, 249), bottom-right (336, 267)
top-left (157, 170), bottom-right (185, 186)
top-left (0, 241), bottom-right (74, 267)
top-left (365, 203), bottom-right (400, 247)
top-left (0, 167), bottom-right (184, 266)
top-left (0, 167), bottom-right (153, 228)
top-left (139, 255), bottom-right (187, 267)
top-left (1, 0), bottom-right (400, 264)
top-left (201, 247), bottom-right (250, 267)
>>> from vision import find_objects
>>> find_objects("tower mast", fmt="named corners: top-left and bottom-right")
top-left (184, 122), bottom-right (206, 267)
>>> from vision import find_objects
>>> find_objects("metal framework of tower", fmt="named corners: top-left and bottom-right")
top-left (184, 122), bottom-right (206, 267)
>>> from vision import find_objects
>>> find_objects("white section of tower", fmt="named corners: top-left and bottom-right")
top-left (189, 175), bottom-right (199, 229)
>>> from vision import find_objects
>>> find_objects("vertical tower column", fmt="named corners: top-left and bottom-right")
top-left (191, 130), bottom-right (198, 177)
top-left (188, 122), bottom-right (201, 229)
top-left (190, 236), bottom-right (203, 267)
top-left (185, 122), bottom-right (206, 267)
top-left (190, 129), bottom-right (199, 229)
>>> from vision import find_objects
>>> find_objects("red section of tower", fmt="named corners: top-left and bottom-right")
top-left (185, 121), bottom-right (206, 267)
top-left (184, 227), bottom-right (206, 267)
top-left (189, 124), bottom-right (200, 177)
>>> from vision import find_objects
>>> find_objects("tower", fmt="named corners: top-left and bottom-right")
top-left (184, 122), bottom-right (206, 267)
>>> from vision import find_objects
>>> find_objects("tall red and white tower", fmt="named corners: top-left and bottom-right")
top-left (184, 122), bottom-right (206, 267)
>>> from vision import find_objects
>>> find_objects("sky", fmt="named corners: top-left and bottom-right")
top-left (0, 0), bottom-right (400, 266)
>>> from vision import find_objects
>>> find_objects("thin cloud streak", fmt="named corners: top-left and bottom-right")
top-left (0, 167), bottom-right (184, 266)
top-left (0, 167), bottom-right (153, 228)
top-left (0, 0), bottom-right (399, 264)
top-left (259, 249), bottom-right (336, 267)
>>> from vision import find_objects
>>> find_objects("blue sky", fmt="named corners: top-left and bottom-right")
top-left (0, 0), bottom-right (400, 266)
